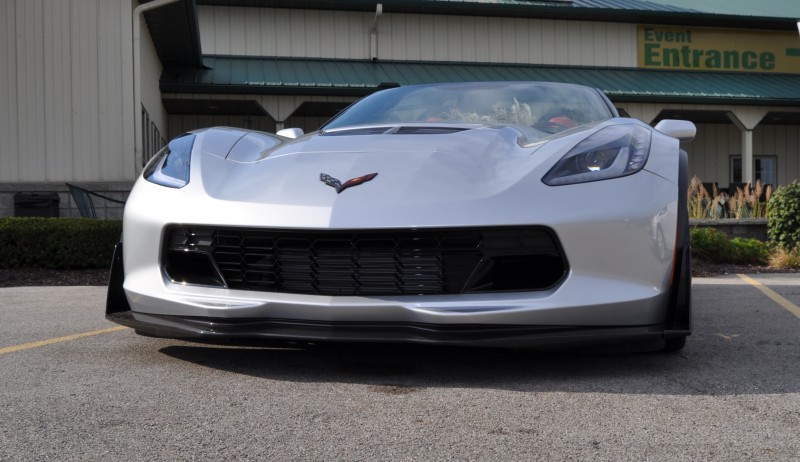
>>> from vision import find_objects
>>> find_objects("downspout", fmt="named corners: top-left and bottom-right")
top-left (370, 3), bottom-right (383, 61)
top-left (132, 0), bottom-right (180, 176)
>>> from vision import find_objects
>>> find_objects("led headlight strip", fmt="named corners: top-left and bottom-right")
top-left (542, 124), bottom-right (651, 186)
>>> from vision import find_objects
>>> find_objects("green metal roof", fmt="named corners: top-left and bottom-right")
top-left (650, 0), bottom-right (800, 18)
top-left (161, 57), bottom-right (800, 106)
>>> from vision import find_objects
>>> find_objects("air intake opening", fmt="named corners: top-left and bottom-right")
top-left (466, 255), bottom-right (565, 293)
top-left (164, 251), bottom-right (226, 287)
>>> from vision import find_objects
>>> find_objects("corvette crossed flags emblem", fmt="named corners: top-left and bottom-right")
top-left (320, 172), bottom-right (378, 194)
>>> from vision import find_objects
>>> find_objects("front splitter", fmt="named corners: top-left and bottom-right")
top-left (107, 310), bottom-right (687, 349)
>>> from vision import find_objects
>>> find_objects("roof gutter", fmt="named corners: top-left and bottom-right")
top-left (370, 3), bottom-right (383, 61)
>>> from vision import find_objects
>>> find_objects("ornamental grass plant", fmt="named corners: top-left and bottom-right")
top-left (687, 176), bottom-right (771, 219)
top-left (689, 177), bottom-right (800, 270)
top-left (729, 180), bottom-right (772, 219)
top-left (768, 245), bottom-right (800, 270)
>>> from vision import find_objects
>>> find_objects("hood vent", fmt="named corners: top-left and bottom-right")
top-left (322, 127), bottom-right (392, 136)
top-left (393, 126), bottom-right (468, 135)
top-left (322, 126), bottom-right (469, 136)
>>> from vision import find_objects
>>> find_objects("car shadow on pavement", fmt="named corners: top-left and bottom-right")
top-left (156, 331), bottom-right (795, 396)
top-left (155, 276), bottom-right (800, 395)
top-left (159, 341), bottom-right (664, 391)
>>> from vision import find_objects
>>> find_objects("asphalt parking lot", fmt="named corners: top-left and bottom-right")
top-left (1, 275), bottom-right (799, 461)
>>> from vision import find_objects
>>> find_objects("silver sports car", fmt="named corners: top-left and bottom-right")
top-left (107, 81), bottom-right (696, 351)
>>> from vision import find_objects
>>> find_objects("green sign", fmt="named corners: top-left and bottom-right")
top-left (638, 26), bottom-right (800, 74)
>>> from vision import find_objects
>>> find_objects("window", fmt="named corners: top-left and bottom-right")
top-left (730, 156), bottom-right (777, 186)
top-left (142, 105), bottom-right (166, 167)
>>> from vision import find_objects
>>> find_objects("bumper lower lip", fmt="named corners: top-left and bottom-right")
top-left (107, 309), bottom-right (688, 348)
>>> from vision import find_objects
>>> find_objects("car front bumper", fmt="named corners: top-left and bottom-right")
top-left (108, 169), bottom-right (683, 347)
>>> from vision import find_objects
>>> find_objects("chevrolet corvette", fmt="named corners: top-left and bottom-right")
top-left (106, 81), bottom-right (695, 351)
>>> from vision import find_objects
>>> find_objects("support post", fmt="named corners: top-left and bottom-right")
top-left (727, 109), bottom-right (767, 186)
top-left (741, 129), bottom-right (754, 185)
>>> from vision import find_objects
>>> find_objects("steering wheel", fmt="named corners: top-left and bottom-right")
top-left (532, 116), bottom-right (578, 134)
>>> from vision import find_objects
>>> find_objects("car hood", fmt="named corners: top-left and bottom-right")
top-left (196, 125), bottom-right (569, 209)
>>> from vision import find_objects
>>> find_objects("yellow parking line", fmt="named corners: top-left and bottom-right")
top-left (0, 325), bottom-right (128, 356)
top-left (737, 274), bottom-right (800, 320)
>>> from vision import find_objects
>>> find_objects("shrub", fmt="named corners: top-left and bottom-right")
top-left (690, 227), bottom-right (730, 261)
top-left (728, 237), bottom-right (770, 265)
top-left (690, 227), bottom-right (769, 265)
top-left (768, 181), bottom-right (800, 250)
top-left (0, 217), bottom-right (121, 269)
top-left (769, 244), bottom-right (800, 270)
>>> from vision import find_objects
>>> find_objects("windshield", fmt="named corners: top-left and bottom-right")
top-left (322, 82), bottom-right (614, 137)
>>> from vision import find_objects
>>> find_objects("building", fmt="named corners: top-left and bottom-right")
top-left (2, 0), bottom-right (799, 218)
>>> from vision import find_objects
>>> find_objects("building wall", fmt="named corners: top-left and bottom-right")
top-left (682, 123), bottom-right (740, 187)
top-left (2, 2), bottom-right (798, 219)
top-left (618, 102), bottom-right (800, 188)
top-left (168, 115), bottom-right (277, 140)
top-left (139, 14), bottom-right (168, 168)
top-left (640, 123), bottom-right (800, 189)
top-left (0, 0), bottom-right (138, 184)
top-left (162, 93), bottom-right (358, 138)
top-left (197, 6), bottom-right (638, 67)
top-left (754, 124), bottom-right (800, 187)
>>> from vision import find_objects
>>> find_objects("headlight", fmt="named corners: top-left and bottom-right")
top-left (144, 133), bottom-right (196, 188)
top-left (542, 124), bottom-right (651, 186)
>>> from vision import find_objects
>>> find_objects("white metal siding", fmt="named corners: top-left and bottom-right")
top-left (755, 125), bottom-right (800, 186)
top-left (199, 6), bottom-right (372, 59)
top-left (0, 0), bottom-right (137, 183)
top-left (684, 123), bottom-right (740, 188)
top-left (140, 16), bottom-right (167, 162)
top-left (168, 115), bottom-right (276, 140)
top-left (197, 6), bottom-right (638, 67)
top-left (162, 93), bottom-right (357, 138)
top-left (1, 1), bottom-right (21, 182)
top-left (683, 124), bottom-right (800, 188)
top-left (616, 103), bottom-right (800, 187)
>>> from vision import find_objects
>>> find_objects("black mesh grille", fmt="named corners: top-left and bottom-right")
top-left (164, 227), bottom-right (567, 295)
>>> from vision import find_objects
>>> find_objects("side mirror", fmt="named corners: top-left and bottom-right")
top-left (654, 120), bottom-right (696, 142)
top-left (276, 127), bottom-right (304, 139)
